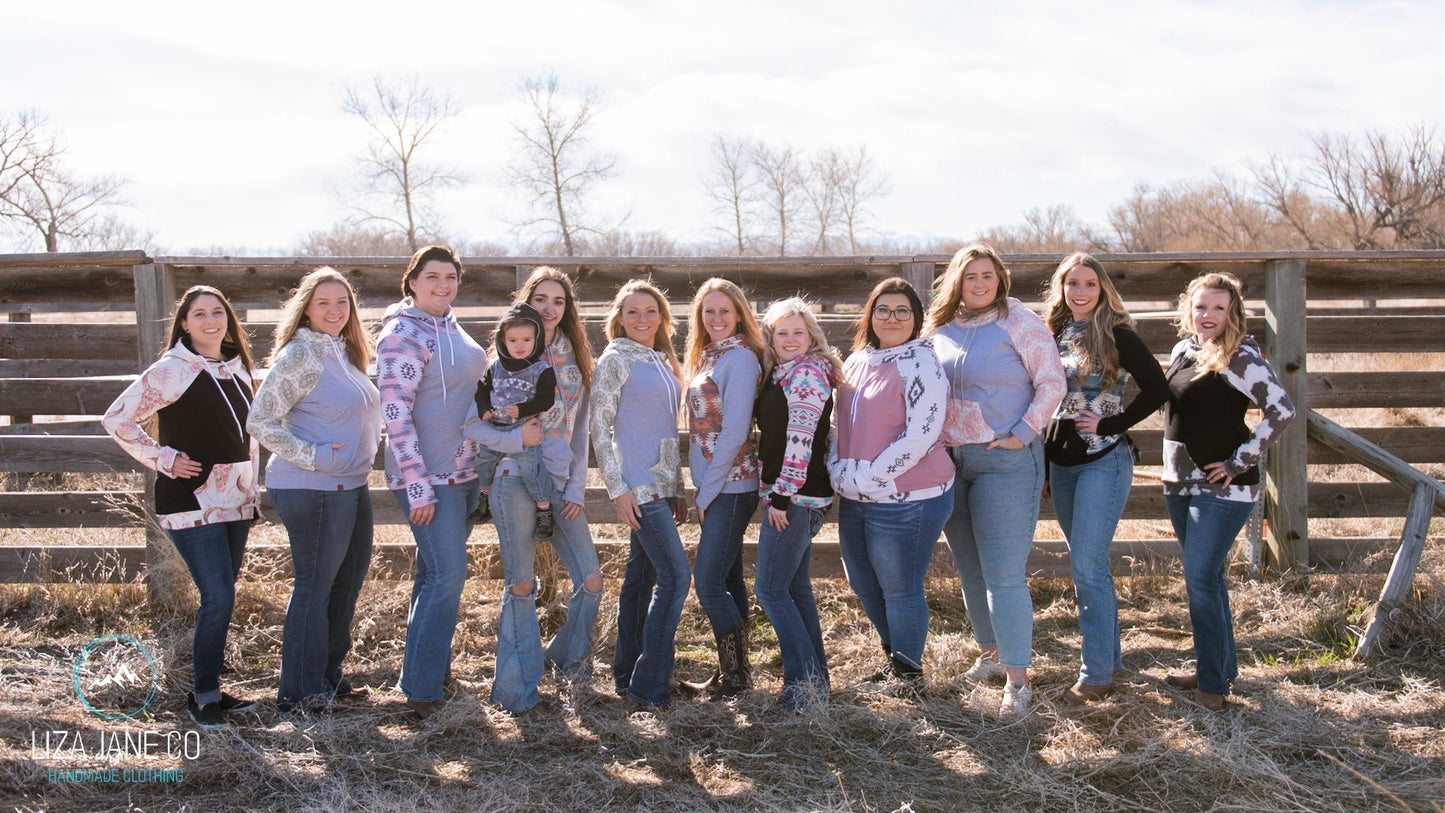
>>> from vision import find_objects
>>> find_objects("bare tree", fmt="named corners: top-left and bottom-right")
top-left (1253, 126), bottom-right (1445, 249)
top-left (803, 151), bottom-right (842, 254)
top-left (342, 75), bottom-right (464, 253)
top-left (983, 205), bottom-right (1100, 253)
top-left (751, 141), bottom-right (804, 256)
top-left (0, 111), bottom-right (128, 252)
top-left (703, 134), bottom-right (758, 255)
top-left (506, 74), bottom-right (618, 257)
top-left (832, 146), bottom-right (889, 254)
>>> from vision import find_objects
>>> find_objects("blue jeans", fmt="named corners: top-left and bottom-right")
top-left (693, 490), bottom-right (758, 633)
top-left (489, 474), bottom-right (601, 713)
top-left (944, 440), bottom-right (1045, 669)
top-left (1050, 441), bottom-right (1133, 685)
top-left (755, 503), bottom-right (829, 697)
top-left (167, 519), bottom-right (249, 704)
top-left (393, 480), bottom-right (480, 702)
top-left (476, 439), bottom-right (551, 506)
top-left (271, 486), bottom-right (374, 707)
top-left (613, 497), bottom-right (689, 707)
top-left (1166, 493), bottom-right (1256, 696)
top-left (837, 488), bottom-right (953, 670)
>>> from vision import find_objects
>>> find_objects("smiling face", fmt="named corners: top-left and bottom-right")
top-left (527, 279), bottom-right (568, 342)
top-left (770, 314), bottom-right (809, 364)
top-left (870, 293), bottom-right (916, 350)
top-left (960, 259), bottom-right (1001, 311)
top-left (1190, 288), bottom-right (1234, 341)
top-left (181, 294), bottom-right (229, 358)
top-left (700, 290), bottom-right (739, 344)
top-left (620, 292), bottom-right (662, 346)
top-left (305, 280), bottom-right (351, 338)
top-left (1062, 264), bottom-right (1101, 321)
top-left (502, 322), bottom-right (537, 360)
top-left (409, 260), bottom-right (458, 317)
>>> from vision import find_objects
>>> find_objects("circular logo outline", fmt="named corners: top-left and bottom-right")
top-left (72, 635), bottom-right (160, 720)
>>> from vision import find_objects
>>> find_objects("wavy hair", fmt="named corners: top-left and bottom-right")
top-left (517, 266), bottom-right (594, 388)
top-left (760, 297), bottom-right (843, 383)
top-left (684, 278), bottom-right (766, 379)
top-left (400, 244), bottom-right (462, 299)
top-left (604, 279), bottom-right (681, 379)
top-left (1043, 252), bottom-right (1134, 389)
top-left (1175, 272), bottom-right (1247, 376)
top-left (270, 267), bottom-right (372, 372)
top-left (924, 242), bottom-right (1011, 332)
top-left (166, 285), bottom-right (255, 376)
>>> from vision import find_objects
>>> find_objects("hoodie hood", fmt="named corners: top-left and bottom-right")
top-left (492, 302), bottom-right (545, 364)
top-left (382, 298), bottom-right (457, 329)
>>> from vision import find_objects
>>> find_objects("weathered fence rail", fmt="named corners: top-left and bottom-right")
top-left (2, 250), bottom-right (1441, 585)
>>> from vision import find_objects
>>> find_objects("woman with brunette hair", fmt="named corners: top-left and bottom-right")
top-left (378, 245), bottom-right (490, 719)
top-left (248, 267), bottom-right (382, 714)
top-left (591, 279), bottom-right (689, 708)
top-left (754, 297), bottom-right (842, 711)
top-left (1041, 253), bottom-right (1169, 704)
top-left (103, 285), bottom-right (261, 728)
top-left (1162, 272), bottom-right (1294, 711)
top-left (466, 267), bottom-right (603, 713)
top-left (830, 277), bottom-right (954, 692)
top-left (681, 278), bottom-right (766, 699)
top-left (926, 242), bottom-right (1065, 716)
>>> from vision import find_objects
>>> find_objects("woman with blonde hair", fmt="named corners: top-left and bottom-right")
top-left (248, 267), bottom-right (382, 714)
top-left (754, 297), bottom-right (842, 710)
top-left (103, 285), bottom-right (261, 728)
top-left (1041, 253), bottom-right (1169, 704)
top-left (681, 278), bottom-right (766, 698)
top-left (926, 242), bottom-right (1065, 716)
top-left (466, 267), bottom-right (603, 713)
top-left (1162, 272), bottom-right (1294, 710)
top-left (591, 279), bottom-right (689, 707)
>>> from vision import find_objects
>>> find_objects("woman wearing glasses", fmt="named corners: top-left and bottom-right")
top-left (927, 243), bottom-right (1065, 716)
top-left (829, 277), bottom-right (954, 693)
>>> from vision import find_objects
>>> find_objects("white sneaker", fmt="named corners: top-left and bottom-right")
top-left (1001, 683), bottom-right (1032, 716)
top-left (964, 655), bottom-right (1007, 684)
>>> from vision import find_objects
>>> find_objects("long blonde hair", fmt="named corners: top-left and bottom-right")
top-left (604, 279), bottom-right (682, 379)
top-left (684, 278), bottom-right (766, 379)
top-left (925, 242), bottom-right (1011, 332)
top-left (517, 266), bottom-right (593, 388)
top-left (1175, 272), bottom-right (1247, 376)
top-left (1044, 252), bottom-right (1134, 389)
top-left (760, 297), bottom-right (843, 383)
top-left (270, 267), bottom-right (372, 372)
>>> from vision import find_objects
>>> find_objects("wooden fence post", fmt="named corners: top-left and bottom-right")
top-left (901, 261), bottom-right (936, 310)
top-left (1263, 259), bottom-right (1309, 572)
top-left (6, 312), bottom-right (32, 425)
top-left (133, 263), bottom-right (183, 604)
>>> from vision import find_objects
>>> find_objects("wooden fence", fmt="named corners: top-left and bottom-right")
top-left (2, 250), bottom-right (1442, 586)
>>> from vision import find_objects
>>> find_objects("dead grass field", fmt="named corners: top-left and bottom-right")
top-left (1, 525), bottom-right (1442, 813)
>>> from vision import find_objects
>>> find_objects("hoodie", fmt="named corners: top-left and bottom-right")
top-left (474, 302), bottom-right (557, 427)
top-left (828, 336), bottom-right (953, 503)
top-left (377, 299), bottom-right (489, 509)
top-left (103, 337), bottom-right (260, 529)
top-left (686, 334), bottom-right (761, 511)
top-left (757, 352), bottom-right (834, 510)
top-left (590, 337), bottom-right (684, 504)
top-left (247, 327), bottom-right (382, 491)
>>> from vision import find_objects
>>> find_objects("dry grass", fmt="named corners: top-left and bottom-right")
top-left (1, 537), bottom-right (1442, 813)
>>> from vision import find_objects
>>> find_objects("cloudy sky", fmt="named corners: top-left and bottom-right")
top-left (3, 0), bottom-right (1442, 254)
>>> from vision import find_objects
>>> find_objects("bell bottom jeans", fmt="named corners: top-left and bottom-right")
top-left (1166, 492), bottom-right (1256, 696)
top-left (613, 497), bottom-right (690, 707)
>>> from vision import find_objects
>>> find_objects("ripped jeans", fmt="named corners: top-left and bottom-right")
top-left (489, 473), bottom-right (602, 713)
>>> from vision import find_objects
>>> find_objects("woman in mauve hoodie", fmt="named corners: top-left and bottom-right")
top-left (829, 277), bottom-right (954, 691)
top-left (376, 245), bottom-right (489, 719)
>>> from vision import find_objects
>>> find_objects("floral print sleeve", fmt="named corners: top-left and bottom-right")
top-left (102, 359), bottom-right (195, 477)
top-left (1002, 308), bottom-right (1067, 444)
top-left (589, 350), bottom-right (631, 500)
top-left (246, 339), bottom-right (324, 470)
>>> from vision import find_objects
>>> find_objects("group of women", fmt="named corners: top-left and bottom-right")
top-left (102, 242), bottom-right (1294, 727)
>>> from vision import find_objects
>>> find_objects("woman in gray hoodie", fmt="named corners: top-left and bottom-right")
top-left (248, 267), bottom-right (382, 714)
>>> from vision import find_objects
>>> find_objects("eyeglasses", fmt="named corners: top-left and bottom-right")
top-left (872, 305), bottom-right (914, 321)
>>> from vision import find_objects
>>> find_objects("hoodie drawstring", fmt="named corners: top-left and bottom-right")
top-left (207, 362), bottom-right (251, 444)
